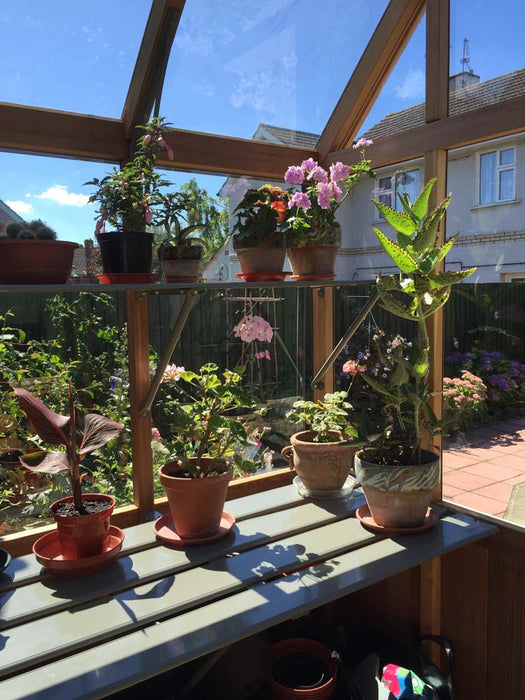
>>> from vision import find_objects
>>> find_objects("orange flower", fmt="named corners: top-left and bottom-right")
top-left (271, 200), bottom-right (287, 223)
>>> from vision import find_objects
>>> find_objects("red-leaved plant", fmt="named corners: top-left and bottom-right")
top-left (14, 385), bottom-right (123, 512)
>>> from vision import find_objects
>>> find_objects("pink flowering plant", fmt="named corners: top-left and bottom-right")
top-left (85, 117), bottom-right (174, 235)
top-left (152, 314), bottom-right (275, 477)
top-left (284, 138), bottom-right (375, 246)
top-left (442, 370), bottom-right (488, 432)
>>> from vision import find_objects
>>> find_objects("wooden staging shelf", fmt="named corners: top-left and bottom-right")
top-left (0, 485), bottom-right (497, 699)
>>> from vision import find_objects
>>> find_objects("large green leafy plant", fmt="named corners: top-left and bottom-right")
top-left (353, 178), bottom-right (476, 464)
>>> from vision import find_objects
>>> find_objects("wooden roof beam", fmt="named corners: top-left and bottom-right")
top-left (326, 94), bottom-right (525, 170)
top-left (0, 103), bottom-right (127, 162)
top-left (122, 0), bottom-right (185, 137)
top-left (317, 0), bottom-right (425, 161)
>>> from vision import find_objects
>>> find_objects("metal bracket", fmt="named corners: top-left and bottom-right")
top-left (140, 290), bottom-right (198, 417)
top-left (309, 290), bottom-right (379, 391)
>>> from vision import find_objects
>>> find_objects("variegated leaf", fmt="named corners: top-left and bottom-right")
top-left (373, 229), bottom-right (418, 273)
top-left (371, 201), bottom-right (417, 235)
top-left (378, 290), bottom-right (418, 321)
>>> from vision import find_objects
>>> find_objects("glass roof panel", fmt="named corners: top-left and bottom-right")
top-left (0, 1), bottom-right (151, 117)
top-left (160, 0), bottom-right (389, 141)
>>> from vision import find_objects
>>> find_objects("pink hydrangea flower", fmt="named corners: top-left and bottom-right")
top-left (151, 427), bottom-right (162, 443)
top-left (317, 182), bottom-right (332, 209)
top-left (288, 191), bottom-right (311, 210)
top-left (329, 162), bottom-right (351, 182)
top-left (255, 350), bottom-right (272, 361)
top-left (353, 137), bottom-right (373, 149)
top-left (301, 158), bottom-right (318, 170)
top-left (284, 166), bottom-right (305, 185)
top-left (308, 165), bottom-right (329, 183)
top-left (329, 181), bottom-right (343, 201)
top-left (162, 364), bottom-right (185, 383)
top-left (342, 360), bottom-right (365, 376)
top-left (233, 315), bottom-right (273, 343)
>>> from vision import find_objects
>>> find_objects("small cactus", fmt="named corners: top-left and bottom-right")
top-left (5, 219), bottom-right (57, 240)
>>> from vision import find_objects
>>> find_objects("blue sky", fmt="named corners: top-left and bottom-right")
top-left (1, 0), bottom-right (523, 245)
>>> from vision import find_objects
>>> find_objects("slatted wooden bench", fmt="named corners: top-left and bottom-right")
top-left (0, 485), bottom-right (497, 699)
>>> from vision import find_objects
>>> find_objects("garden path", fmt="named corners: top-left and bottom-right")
top-left (443, 416), bottom-right (525, 523)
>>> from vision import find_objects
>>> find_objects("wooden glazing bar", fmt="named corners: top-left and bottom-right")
top-left (311, 287), bottom-right (334, 401)
top-left (425, 0), bottom-right (450, 123)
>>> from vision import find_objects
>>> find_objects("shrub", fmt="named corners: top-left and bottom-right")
top-left (443, 370), bottom-right (488, 432)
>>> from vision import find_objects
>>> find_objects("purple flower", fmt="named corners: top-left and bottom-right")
top-left (288, 191), bottom-right (311, 210)
top-left (317, 182), bottom-right (331, 209)
top-left (329, 181), bottom-right (343, 201)
top-left (308, 165), bottom-right (329, 183)
top-left (284, 166), bottom-right (305, 185)
top-left (329, 162), bottom-right (350, 182)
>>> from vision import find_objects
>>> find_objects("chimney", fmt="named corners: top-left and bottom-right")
top-left (449, 70), bottom-right (480, 92)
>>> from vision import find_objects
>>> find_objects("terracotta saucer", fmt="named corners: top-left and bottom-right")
top-left (235, 272), bottom-right (290, 282)
top-left (153, 512), bottom-right (235, 547)
top-left (33, 525), bottom-right (125, 577)
top-left (97, 273), bottom-right (156, 284)
top-left (355, 505), bottom-right (438, 535)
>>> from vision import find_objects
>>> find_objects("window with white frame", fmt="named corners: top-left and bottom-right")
top-left (479, 147), bottom-right (516, 205)
top-left (376, 169), bottom-right (420, 215)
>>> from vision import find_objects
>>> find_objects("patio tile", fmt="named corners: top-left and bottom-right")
top-left (447, 491), bottom-right (505, 516)
top-left (444, 470), bottom-right (496, 490)
top-left (460, 446), bottom-right (499, 461)
top-left (480, 441), bottom-right (525, 455)
top-left (462, 461), bottom-right (525, 481)
top-left (442, 484), bottom-right (466, 498)
top-left (485, 454), bottom-right (525, 471)
top-left (442, 451), bottom-right (479, 468)
top-left (504, 475), bottom-right (525, 486)
top-left (474, 481), bottom-right (515, 504)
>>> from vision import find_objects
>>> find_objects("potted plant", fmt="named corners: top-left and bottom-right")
top-left (13, 384), bottom-right (124, 560)
top-left (231, 184), bottom-right (290, 281)
top-left (155, 362), bottom-right (258, 541)
top-left (282, 391), bottom-right (361, 496)
top-left (156, 191), bottom-right (208, 282)
top-left (84, 116), bottom-right (174, 281)
top-left (284, 138), bottom-right (375, 280)
top-left (0, 219), bottom-right (78, 284)
top-left (349, 178), bottom-right (476, 528)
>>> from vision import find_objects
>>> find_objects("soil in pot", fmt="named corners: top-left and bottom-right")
top-left (269, 638), bottom-right (338, 699)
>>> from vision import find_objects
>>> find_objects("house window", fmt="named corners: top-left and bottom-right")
top-left (376, 169), bottom-right (420, 214)
top-left (479, 147), bottom-right (516, 204)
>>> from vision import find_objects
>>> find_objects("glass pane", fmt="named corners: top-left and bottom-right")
top-left (161, 0), bottom-right (389, 139)
top-left (360, 16), bottom-right (426, 138)
top-left (395, 169), bottom-right (419, 210)
top-left (449, 1), bottom-right (525, 115)
top-left (500, 148), bottom-right (515, 166)
top-left (499, 169), bottom-right (514, 201)
top-left (0, 1), bottom-right (151, 116)
top-left (480, 152), bottom-right (496, 204)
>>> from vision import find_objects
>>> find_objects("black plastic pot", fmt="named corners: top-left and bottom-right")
top-left (97, 231), bottom-right (153, 273)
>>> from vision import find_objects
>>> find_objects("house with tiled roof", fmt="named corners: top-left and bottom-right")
top-left (0, 200), bottom-right (24, 236)
top-left (214, 69), bottom-right (525, 283)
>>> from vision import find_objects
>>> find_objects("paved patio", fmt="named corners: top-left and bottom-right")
top-left (443, 416), bottom-right (525, 522)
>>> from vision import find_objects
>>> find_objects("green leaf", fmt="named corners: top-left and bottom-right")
top-left (430, 267), bottom-right (477, 287)
top-left (411, 178), bottom-right (436, 220)
top-left (371, 201), bottom-right (417, 235)
top-left (412, 195), bottom-right (451, 255)
top-left (373, 229), bottom-right (418, 273)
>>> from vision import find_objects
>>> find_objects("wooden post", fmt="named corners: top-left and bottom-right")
top-left (127, 291), bottom-right (154, 518)
top-left (312, 287), bottom-right (334, 402)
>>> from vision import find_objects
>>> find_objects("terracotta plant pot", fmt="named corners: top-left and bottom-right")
top-left (281, 430), bottom-right (356, 494)
top-left (269, 637), bottom-right (338, 699)
top-left (287, 245), bottom-right (339, 280)
top-left (236, 246), bottom-right (287, 275)
top-left (50, 493), bottom-right (116, 559)
top-left (158, 459), bottom-right (232, 539)
top-left (0, 239), bottom-right (79, 284)
top-left (354, 449), bottom-right (440, 528)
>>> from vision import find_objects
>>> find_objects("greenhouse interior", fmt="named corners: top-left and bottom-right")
top-left (0, 1), bottom-right (523, 698)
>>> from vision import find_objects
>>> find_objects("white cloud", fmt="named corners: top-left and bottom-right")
top-left (35, 185), bottom-right (90, 207)
top-left (5, 200), bottom-right (33, 215)
top-left (394, 69), bottom-right (425, 100)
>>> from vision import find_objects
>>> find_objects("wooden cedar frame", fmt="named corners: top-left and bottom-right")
top-left (1, 0), bottom-right (524, 556)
